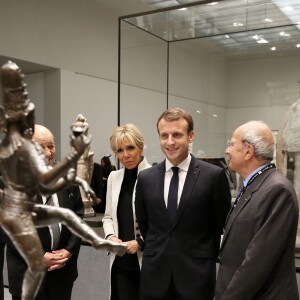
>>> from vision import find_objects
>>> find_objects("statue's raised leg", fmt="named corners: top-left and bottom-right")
top-left (33, 204), bottom-right (127, 256)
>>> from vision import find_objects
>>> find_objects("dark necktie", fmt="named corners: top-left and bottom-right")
top-left (46, 196), bottom-right (60, 250)
top-left (167, 167), bottom-right (179, 224)
top-left (232, 184), bottom-right (247, 209)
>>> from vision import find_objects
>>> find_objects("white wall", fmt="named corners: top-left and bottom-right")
top-left (226, 55), bottom-right (300, 140)
top-left (60, 70), bottom-right (118, 163)
top-left (1, 0), bottom-right (300, 163)
top-left (0, 0), bottom-right (148, 163)
top-left (0, 0), bottom-right (148, 81)
top-left (169, 43), bottom-right (228, 107)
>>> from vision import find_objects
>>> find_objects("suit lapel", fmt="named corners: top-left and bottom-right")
top-left (156, 162), bottom-right (170, 221)
top-left (173, 156), bottom-right (200, 226)
top-left (36, 195), bottom-right (43, 204)
top-left (221, 169), bottom-right (276, 249)
top-left (112, 169), bottom-right (125, 214)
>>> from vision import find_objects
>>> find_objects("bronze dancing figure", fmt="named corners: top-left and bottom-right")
top-left (0, 61), bottom-right (126, 300)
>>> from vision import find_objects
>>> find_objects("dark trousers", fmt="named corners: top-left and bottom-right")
top-left (141, 276), bottom-right (183, 300)
top-left (0, 242), bottom-right (4, 300)
top-left (111, 263), bottom-right (140, 300)
top-left (12, 279), bottom-right (74, 300)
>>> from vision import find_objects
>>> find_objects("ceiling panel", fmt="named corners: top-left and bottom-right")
top-left (122, 0), bottom-right (300, 59)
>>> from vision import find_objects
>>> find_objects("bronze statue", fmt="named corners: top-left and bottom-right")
top-left (74, 114), bottom-right (96, 217)
top-left (0, 61), bottom-right (126, 300)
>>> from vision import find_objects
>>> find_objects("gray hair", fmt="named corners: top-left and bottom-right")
top-left (241, 121), bottom-right (274, 161)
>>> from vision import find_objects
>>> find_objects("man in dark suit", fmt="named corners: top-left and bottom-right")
top-left (215, 121), bottom-right (299, 300)
top-left (6, 124), bottom-right (83, 300)
top-left (135, 108), bottom-right (231, 300)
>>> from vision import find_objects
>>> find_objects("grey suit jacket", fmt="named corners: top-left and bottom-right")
top-left (135, 155), bottom-right (231, 300)
top-left (215, 168), bottom-right (299, 300)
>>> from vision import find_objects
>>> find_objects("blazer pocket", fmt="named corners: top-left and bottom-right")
top-left (143, 249), bottom-right (156, 257)
top-left (192, 249), bottom-right (214, 258)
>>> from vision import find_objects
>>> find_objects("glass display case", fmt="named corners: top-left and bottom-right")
top-left (118, 0), bottom-right (300, 163)
top-left (118, 0), bottom-right (300, 266)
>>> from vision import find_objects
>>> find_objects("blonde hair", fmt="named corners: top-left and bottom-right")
top-left (110, 123), bottom-right (144, 153)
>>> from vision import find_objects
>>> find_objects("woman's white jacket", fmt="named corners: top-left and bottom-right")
top-left (102, 157), bottom-right (151, 282)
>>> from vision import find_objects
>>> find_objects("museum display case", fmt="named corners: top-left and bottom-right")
top-left (118, 0), bottom-right (300, 266)
top-left (118, 0), bottom-right (300, 162)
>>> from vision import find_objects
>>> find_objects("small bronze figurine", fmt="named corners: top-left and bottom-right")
top-left (74, 114), bottom-right (96, 217)
top-left (0, 61), bottom-right (126, 300)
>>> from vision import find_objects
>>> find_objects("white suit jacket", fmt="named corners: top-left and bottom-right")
top-left (102, 157), bottom-right (151, 270)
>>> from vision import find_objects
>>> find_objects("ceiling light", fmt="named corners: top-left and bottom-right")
top-left (252, 34), bottom-right (261, 40)
top-left (225, 34), bottom-right (230, 39)
top-left (271, 47), bottom-right (276, 51)
top-left (207, 2), bottom-right (218, 5)
top-left (282, 6), bottom-right (294, 12)
top-left (257, 38), bottom-right (269, 44)
top-left (178, 7), bottom-right (187, 11)
top-left (213, 114), bottom-right (218, 118)
top-left (279, 31), bottom-right (291, 37)
top-left (264, 18), bottom-right (273, 23)
top-left (233, 22), bottom-right (244, 27)
top-left (197, 110), bottom-right (202, 114)
top-left (297, 44), bottom-right (300, 48)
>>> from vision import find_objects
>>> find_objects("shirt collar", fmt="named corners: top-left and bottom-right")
top-left (165, 154), bottom-right (191, 172)
top-left (243, 162), bottom-right (270, 187)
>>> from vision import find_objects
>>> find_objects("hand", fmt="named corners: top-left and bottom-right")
top-left (93, 237), bottom-right (127, 257)
top-left (126, 240), bottom-right (140, 254)
top-left (70, 133), bottom-right (91, 157)
top-left (109, 236), bottom-right (123, 243)
top-left (44, 249), bottom-right (72, 271)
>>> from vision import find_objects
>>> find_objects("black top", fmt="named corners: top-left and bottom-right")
top-left (115, 167), bottom-right (139, 270)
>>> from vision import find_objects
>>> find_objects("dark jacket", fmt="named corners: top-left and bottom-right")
top-left (215, 169), bottom-right (299, 300)
top-left (6, 185), bottom-right (83, 297)
top-left (135, 155), bottom-right (231, 300)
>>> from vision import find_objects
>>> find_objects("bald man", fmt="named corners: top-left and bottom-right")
top-left (34, 125), bottom-right (56, 166)
top-left (215, 121), bottom-right (299, 300)
top-left (6, 124), bottom-right (84, 300)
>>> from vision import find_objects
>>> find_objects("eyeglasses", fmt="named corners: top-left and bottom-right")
top-left (227, 140), bottom-right (250, 148)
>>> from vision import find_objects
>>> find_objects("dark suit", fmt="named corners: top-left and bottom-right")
top-left (6, 185), bottom-right (83, 300)
top-left (215, 168), bottom-right (299, 300)
top-left (0, 228), bottom-right (8, 300)
top-left (91, 162), bottom-right (104, 213)
top-left (135, 155), bottom-right (231, 300)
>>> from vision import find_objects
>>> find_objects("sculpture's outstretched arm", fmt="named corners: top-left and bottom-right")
top-left (34, 132), bottom-right (91, 186)
top-left (39, 168), bottom-right (96, 201)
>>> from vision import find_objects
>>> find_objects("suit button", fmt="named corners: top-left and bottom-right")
top-left (136, 234), bottom-right (140, 238)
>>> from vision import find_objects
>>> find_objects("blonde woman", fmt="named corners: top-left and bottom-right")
top-left (102, 123), bottom-right (151, 300)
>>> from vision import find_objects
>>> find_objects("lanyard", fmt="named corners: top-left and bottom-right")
top-left (223, 163), bottom-right (276, 233)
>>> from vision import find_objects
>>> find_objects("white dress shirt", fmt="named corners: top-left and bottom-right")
top-left (42, 194), bottom-right (62, 248)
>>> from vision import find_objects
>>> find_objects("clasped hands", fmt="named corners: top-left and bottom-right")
top-left (109, 236), bottom-right (139, 254)
top-left (44, 249), bottom-right (73, 271)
